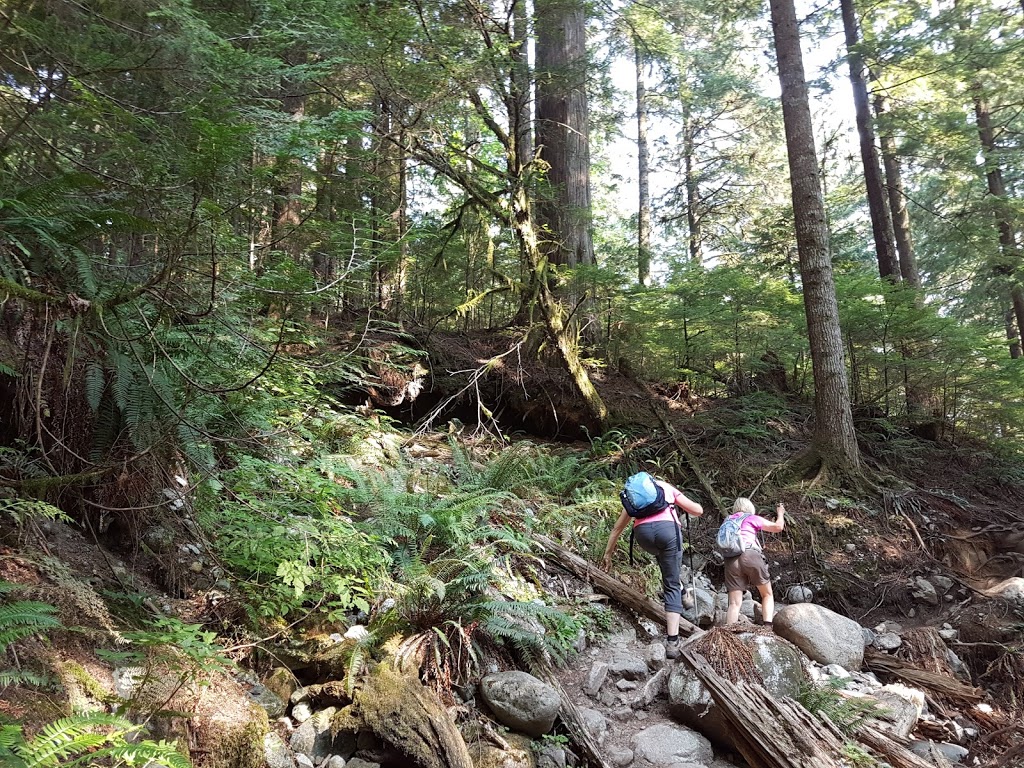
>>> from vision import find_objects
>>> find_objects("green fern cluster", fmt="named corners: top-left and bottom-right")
top-left (0, 712), bottom-right (190, 768)
top-left (0, 582), bottom-right (62, 690)
top-left (796, 677), bottom-right (888, 736)
top-left (0, 498), bottom-right (72, 530)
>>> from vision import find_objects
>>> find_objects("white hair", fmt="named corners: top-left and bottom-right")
top-left (732, 497), bottom-right (755, 515)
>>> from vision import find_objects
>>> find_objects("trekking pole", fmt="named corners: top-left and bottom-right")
top-left (684, 512), bottom-right (698, 617)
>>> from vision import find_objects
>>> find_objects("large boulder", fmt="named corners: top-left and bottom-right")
top-left (631, 723), bottom-right (714, 766)
top-left (667, 632), bottom-right (806, 748)
top-left (774, 604), bottom-right (865, 670)
top-left (480, 671), bottom-right (560, 737)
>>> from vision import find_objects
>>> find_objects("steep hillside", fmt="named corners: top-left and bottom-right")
top-left (2, 370), bottom-right (1023, 767)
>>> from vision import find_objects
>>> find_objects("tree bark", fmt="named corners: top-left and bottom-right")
top-left (271, 83), bottom-right (306, 263)
top-left (635, 37), bottom-right (652, 287)
top-left (956, 1), bottom-right (1024, 355)
top-left (873, 92), bottom-right (920, 288)
top-left (840, 0), bottom-right (899, 282)
top-left (371, 100), bottom-right (406, 314)
top-left (768, 0), bottom-right (860, 471)
top-left (971, 90), bottom-right (1024, 355)
top-left (535, 0), bottom-right (595, 272)
top-left (683, 111), bottom-right (702, 264)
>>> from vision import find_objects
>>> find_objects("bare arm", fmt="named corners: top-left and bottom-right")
top-left (673, 492), bottom-right (703, 517)
top-left (760, 503), bottom-right (786, 533)
top-left (601, 509), bottom-right (632, 570)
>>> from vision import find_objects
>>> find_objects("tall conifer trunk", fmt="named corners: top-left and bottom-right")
top-left (535, 0), bottom-right (595, 273)
top-left (635, 37), bottom-right (652, 287)
top-left (840, 0), bottom-right (898, 282)
top-left (769, 0), bottom-right (860, 472)
top-left (873, 93), bottom-right (920, 288)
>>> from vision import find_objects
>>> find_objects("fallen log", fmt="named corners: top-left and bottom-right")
top-left (534, 659), bottom-right (615, 768)
top-left (533, 533), bottom-right (701, 637)
top-left (681, 645), bottom-right (848, 768)
top-left (680, 646), bottom-right (942, 768)
top-left (865, 649), bottom-right (985, 703)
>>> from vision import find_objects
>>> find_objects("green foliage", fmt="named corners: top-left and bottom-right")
top-left (0, 583), bottom-right (62, 654)
top-left (0, 712), bottom-right (190, 768)
top-left (119, 617), bottom-right (233, 678)
top-left (197, 454), bottom-right (389, 620)
top-left (796, 678), bottom-right (888, 736)
top-left (0, 498), bottom-right (72, 531)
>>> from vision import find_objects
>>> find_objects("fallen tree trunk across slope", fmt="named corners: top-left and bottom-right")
top-left (533, 534), bottom-right (702, 636)
top-left (680, 647), bottom-right (940, 768)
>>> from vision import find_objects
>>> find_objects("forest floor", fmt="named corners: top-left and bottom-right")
top-left (4, 331), bottom-right (1024, 765)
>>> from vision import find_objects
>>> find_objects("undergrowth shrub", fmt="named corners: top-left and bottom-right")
top-left (197, 455), bottom-right (390, 621)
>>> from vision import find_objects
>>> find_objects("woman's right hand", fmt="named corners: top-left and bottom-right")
top-left (601, 552), bottom-right (613, 571)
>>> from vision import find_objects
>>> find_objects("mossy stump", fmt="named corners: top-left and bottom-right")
top-left (353, 662), bottom-right (474, 768)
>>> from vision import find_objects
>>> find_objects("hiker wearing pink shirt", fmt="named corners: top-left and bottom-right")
top-left (723, 497), bottom-right (786, 627)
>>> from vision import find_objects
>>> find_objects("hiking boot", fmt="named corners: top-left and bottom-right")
top-left (665, 639), bottom-right (681, 659)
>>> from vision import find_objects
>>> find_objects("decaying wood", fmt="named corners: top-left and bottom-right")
top-left (534, 659), bottom-right (615, 768)
top-left (856, 724), bottom-right (951, 768)
top-left (680, 646), bottom-right (944, 768)
top-left (681, 645), bottom-right (849, 767)
top-left (533, 533), bottom-right (701, 636)
top-left (865, 649), bottom-right (985, 703)
top-left (354, 662), bottom-right (474, 768)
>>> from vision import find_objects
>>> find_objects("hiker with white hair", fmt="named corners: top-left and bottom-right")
top-left (722, 497), bottom-right (786, 628)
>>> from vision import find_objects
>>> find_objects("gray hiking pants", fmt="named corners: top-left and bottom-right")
top-left (632, 520), bottom-right (683, 614)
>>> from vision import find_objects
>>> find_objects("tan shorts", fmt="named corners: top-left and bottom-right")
top-left (724, 548), bottom-right (770, 592)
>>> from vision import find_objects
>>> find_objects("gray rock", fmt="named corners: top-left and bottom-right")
top-left (263, 732), bottom-right (295, 768)
top-left (295, 756), bottom-right (314, 768)
top-left (786, 585), bottom-right (813, 603)
top-left (143, 526), bottom-right (175, 553)
top-left (249, 683), bottom-right (287, 719)
top-left (987, 577), bottom-right (1024, 605)
top-left (775, 603), bottom-right (865, 670)
top-left (867, 684), bottom-right (925, 739)
top-left (325, 758), bottom-right (346, 768)
top-left (822, 664), bottom-right (850, 679)
top-left (631, 723), bottom-right (714, 766)
top-left (609, 652), bottom-right (649, 681)
top-left (873, 632), bottom-right (903, 652)
top-left (113, 666), bottom-right (146, 700)
top-left (537, 746), bottom-right (566, 768)
top-left (642, 642), bottom-right (667, 668)
top-left (607, 748), bottom-right (634, 767)
top-left (289, 707), bottom-right (338, 763)
top-left (909, 740), bottom-right (969, 764)
top-left (291, 700), bottom-right (313, 723)
top-left (636, 667), bottom-right (669, 709)
top-left (931, 575), bottom-right (953, 592)
top-left (578, 707), bottom-right (608, 745)
top-left (911, 576), bottom-right (939, 606)
top-left (479, 671), bottom-right (560, 737)
top-left (681, 587), bottom-right (716, 625)
top-left (584, 661), bottom-right (609, 696)
top-left (344, 760), bottom-right (381, 768)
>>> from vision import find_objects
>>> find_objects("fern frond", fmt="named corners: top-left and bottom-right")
top-left (0, 601), bottom-right (62, 651)
top-left (0, 499), bottom-right (72, 525)
top-left (0, 669), bottom-right (57, 689)
top-left (81, 739), bottom-right (192, 768)
top-left (84, 361), bottom-right (105, 412)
